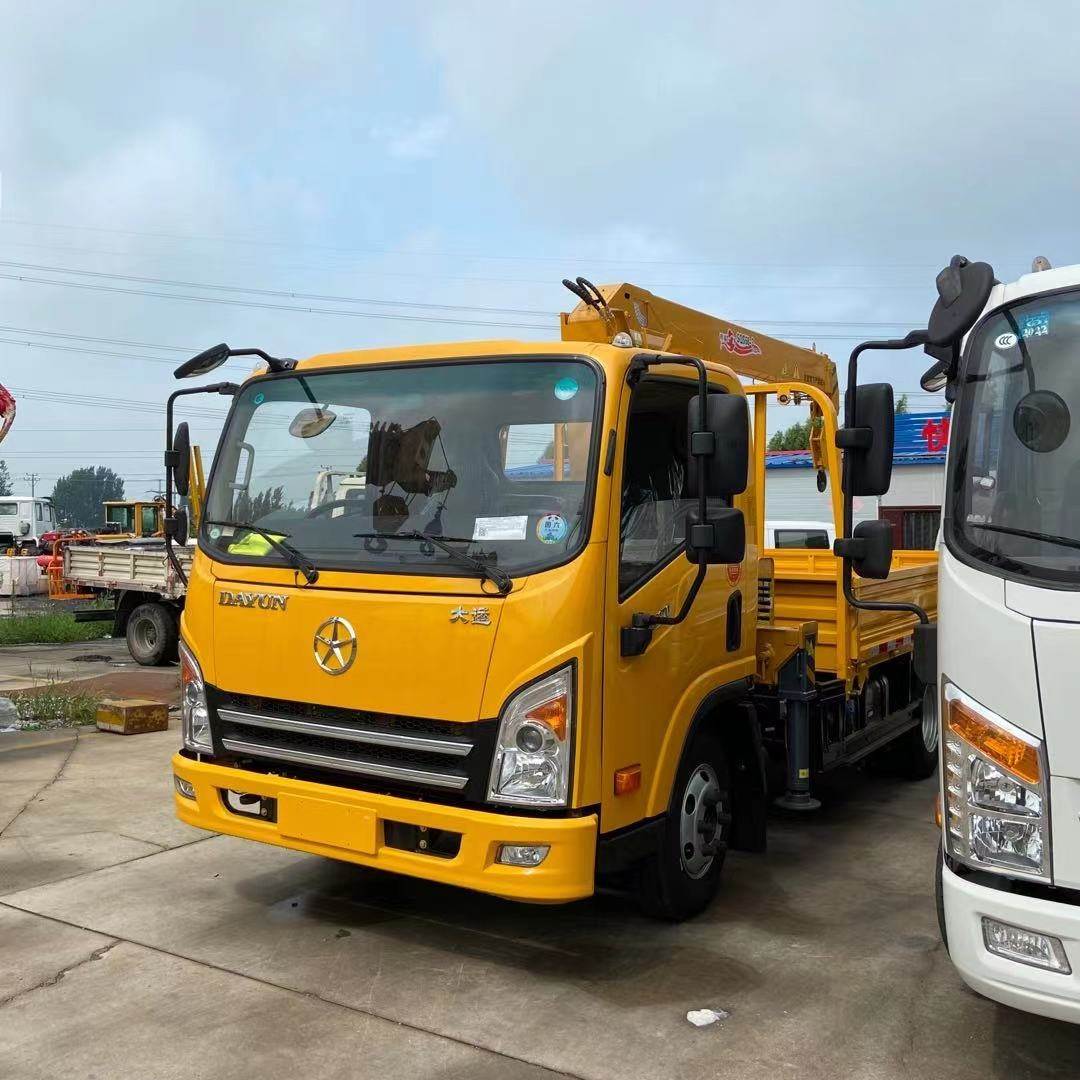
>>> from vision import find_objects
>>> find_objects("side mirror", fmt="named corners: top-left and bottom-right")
top-left (839, 383), bottom-right (894, 497)
top-left (173, 507), bottom-right (189, 546)
top-left (686, 393), bottom-right (749, 498)
top-left (289, 407), bottom-right (337, 439)
top-left (172, 422), bottom-right (191, 498)
top-left (174, 343), bottom-right (230, 380)
top-left (685, 507), bottom-right (746, 565)
top-left (834, 519), bottom-right (893, 580)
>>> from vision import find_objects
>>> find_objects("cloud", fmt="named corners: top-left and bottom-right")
top-left (371, 116), bottom-right (450, 160)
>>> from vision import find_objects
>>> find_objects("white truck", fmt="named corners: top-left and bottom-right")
top-left (924, 257), bottom-right (1080, 1023)
top-left (62, 539), bottom-right (192, 666)
top-left (0, 495), bottom-right (56, 554)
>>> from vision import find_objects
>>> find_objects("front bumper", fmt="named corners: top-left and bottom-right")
top-left (172, 753), bottom-right (597, 903)
top-left (942, 858), bottom-right (1080, 1023)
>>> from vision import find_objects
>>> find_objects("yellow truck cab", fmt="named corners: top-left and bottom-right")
top-left (169, 282), bottom-right (939, 918)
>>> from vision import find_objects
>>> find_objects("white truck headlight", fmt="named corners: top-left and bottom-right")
top-left (488, 666), bottom-right (573, 807)
top-left (942, 682), bottom-right (1050, 882)
top-left (179, 640), bottom-right (213, 753)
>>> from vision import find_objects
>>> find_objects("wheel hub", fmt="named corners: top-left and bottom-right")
top-left (679, 764), bottom-right (723, 879)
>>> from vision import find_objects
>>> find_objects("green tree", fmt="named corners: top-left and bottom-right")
top-left (234, 485), bottom-right (287, 522)
top-left (50, 466), bottom-right (125, 527)
top-left (895, 393), bottom-right (909, 415)
top-left (767, 419), bottom-right (812, 451)
top-left (0, 460), bottom-right (11, 497)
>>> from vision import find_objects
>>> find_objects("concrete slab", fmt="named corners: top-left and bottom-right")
top-left (0, 639), bottom-right (134, 692)
top-left (0, 727), bottom-right (210, 893)
top-left (0, 905), bottom-right (114, 1005)
top-left (8, 770), bottom-right (1079, 1080)
top-left (0, 925), bottom-right (563, 1080)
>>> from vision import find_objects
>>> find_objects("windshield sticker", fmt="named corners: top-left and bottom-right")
top-left (994, 332), bottom-right (1018, 350)
top-left (536, 513), bottom-right (569, 545)
top-left (253, 392), bottom-right (265, 405)
top-left (554, 377), bottom-right (579, 401)
top-left (1020, 311), bottom-right (1051, 339)
top-left (473, 515), bottom-right (528, 542)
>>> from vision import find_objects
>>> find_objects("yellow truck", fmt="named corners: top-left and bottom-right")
top-left (167, 283), bottom-right (937, 917)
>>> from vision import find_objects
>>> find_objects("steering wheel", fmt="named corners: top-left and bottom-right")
top-left (305, 499), bottom-right (367, 519)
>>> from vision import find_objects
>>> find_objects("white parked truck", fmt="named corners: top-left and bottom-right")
top-left (925, 256), bottom-right (1080, 1023)
top-left (62, 539), bottom-right (192, 665)
top-left (0, 495), bottom-right (56, 554)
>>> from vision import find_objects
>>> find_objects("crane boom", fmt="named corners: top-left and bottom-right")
top-left (560, 282), bottom-right (839, 409)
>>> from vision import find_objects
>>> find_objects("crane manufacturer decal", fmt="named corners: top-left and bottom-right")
top-left (0, 384), bottom-right (14, 447)
top-left (720, 328), bottom-right (762, 358)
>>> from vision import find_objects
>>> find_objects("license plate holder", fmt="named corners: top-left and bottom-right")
top-left (277, 794), bottom-right (377, 854)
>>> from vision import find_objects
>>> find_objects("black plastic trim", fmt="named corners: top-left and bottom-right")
top-left (945, 850), bottom-right (1080, 907)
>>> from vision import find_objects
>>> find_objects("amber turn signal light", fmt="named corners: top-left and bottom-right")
top-left (614, 765), bottom-right (641, 796)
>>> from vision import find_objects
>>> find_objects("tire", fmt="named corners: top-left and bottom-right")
top-left (898, 682), bottom-right (939, 780)
top-left (638, 729), bottom-right (732, 921)
top-left (126, 602), bottom-right (178, 667)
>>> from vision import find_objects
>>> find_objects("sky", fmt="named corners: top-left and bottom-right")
top-left (2, 0), bottom-right (1079, 500)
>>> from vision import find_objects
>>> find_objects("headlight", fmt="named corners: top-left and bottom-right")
top-left (488, 666), bottom-right (573, 807)
top-left (179, 640), bottom-right (213, 753)
top-left (942, 681), bottom-right (1050, 882)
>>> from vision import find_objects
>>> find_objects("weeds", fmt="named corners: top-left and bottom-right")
top-left (7, 681), bottom-right (102, 730)
top-left (0, 612), bottom-right (111, 646)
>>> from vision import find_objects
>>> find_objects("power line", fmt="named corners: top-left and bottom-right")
top-left (0, 323), bottom-right (193, 353)
top-left (0, 216), bottom-right (982, 272)
top-left (0, 270), bottom-right (553, 330)
top-left (0, 259), bottom-right (554, 318)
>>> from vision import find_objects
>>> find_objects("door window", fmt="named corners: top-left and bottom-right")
top-left (619, 379), bottom-right (719, 596)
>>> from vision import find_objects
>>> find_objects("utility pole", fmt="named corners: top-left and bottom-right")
top-left (22, 472), bottom-right (40, 498)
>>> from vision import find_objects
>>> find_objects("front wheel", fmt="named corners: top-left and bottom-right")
top-left (638, 729), bottom-right (731, 921)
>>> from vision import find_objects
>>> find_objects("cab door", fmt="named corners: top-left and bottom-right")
top-left (601, 373), bottom-right (757, 833)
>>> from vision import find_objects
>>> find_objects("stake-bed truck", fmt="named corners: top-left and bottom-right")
top-left (168, 279), bottom-right (940, 918)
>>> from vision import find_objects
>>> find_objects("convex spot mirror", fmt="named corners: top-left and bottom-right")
top-left (174, 343), bottom-right (230, 380)
top-left (1014, 390), bottom-right (1070, 453)
top-left (927, 257), bottom-right (995, 349)
top-left (289, 407), bottom-right (338, 439)
top-left (844, 383), bottom-right (895, 497)
top-left (172, 421), bottom-right (191, 498)
top-left (686, 393), bottom-right (749, 498)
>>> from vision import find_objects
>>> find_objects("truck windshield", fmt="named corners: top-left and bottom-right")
top-left (948, 289), bottom-right (1080, 585)
top-left (203, 358), bottom-right (600, 578)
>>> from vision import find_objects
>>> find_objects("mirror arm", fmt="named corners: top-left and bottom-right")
top-left (621, 557), bottom-right (708, 657)
top-left (164, 381), bottom-right (241, 588)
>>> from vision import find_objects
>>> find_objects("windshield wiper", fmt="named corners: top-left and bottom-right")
top-left (354, 530), bottom-right (512, 594)
top-left (205, 519), bottom-right (319, 584)
top-left (969, 520), bottom-right (1080, 553)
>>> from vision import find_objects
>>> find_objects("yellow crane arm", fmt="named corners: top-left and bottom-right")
top-left (560, 282), bottom-right (839, 410)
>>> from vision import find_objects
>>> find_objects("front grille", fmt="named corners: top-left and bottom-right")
top-left (208, 688), bottom-right (493, 798)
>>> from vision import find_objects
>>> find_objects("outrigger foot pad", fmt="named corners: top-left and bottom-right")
top-left (774, 793), bottom-right (822, 812)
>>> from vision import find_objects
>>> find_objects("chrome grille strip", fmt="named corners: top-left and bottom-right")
top-left (217, 708), bottom-right (473, 757)
top-left (220, 737), bottom-right (470, 790)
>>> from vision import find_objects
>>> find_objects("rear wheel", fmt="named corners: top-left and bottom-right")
top-left (898, 683), bottom-right (939, 779)
top-left (638, 729), bottom-right (731, 920)
top-left (126, 603), bottom-right (178, 667)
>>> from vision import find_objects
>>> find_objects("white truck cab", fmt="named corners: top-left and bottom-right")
top-left (935, 259), bottom-right (1080, 1022)
top-left (0, 495), bottom-right (55, 554)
